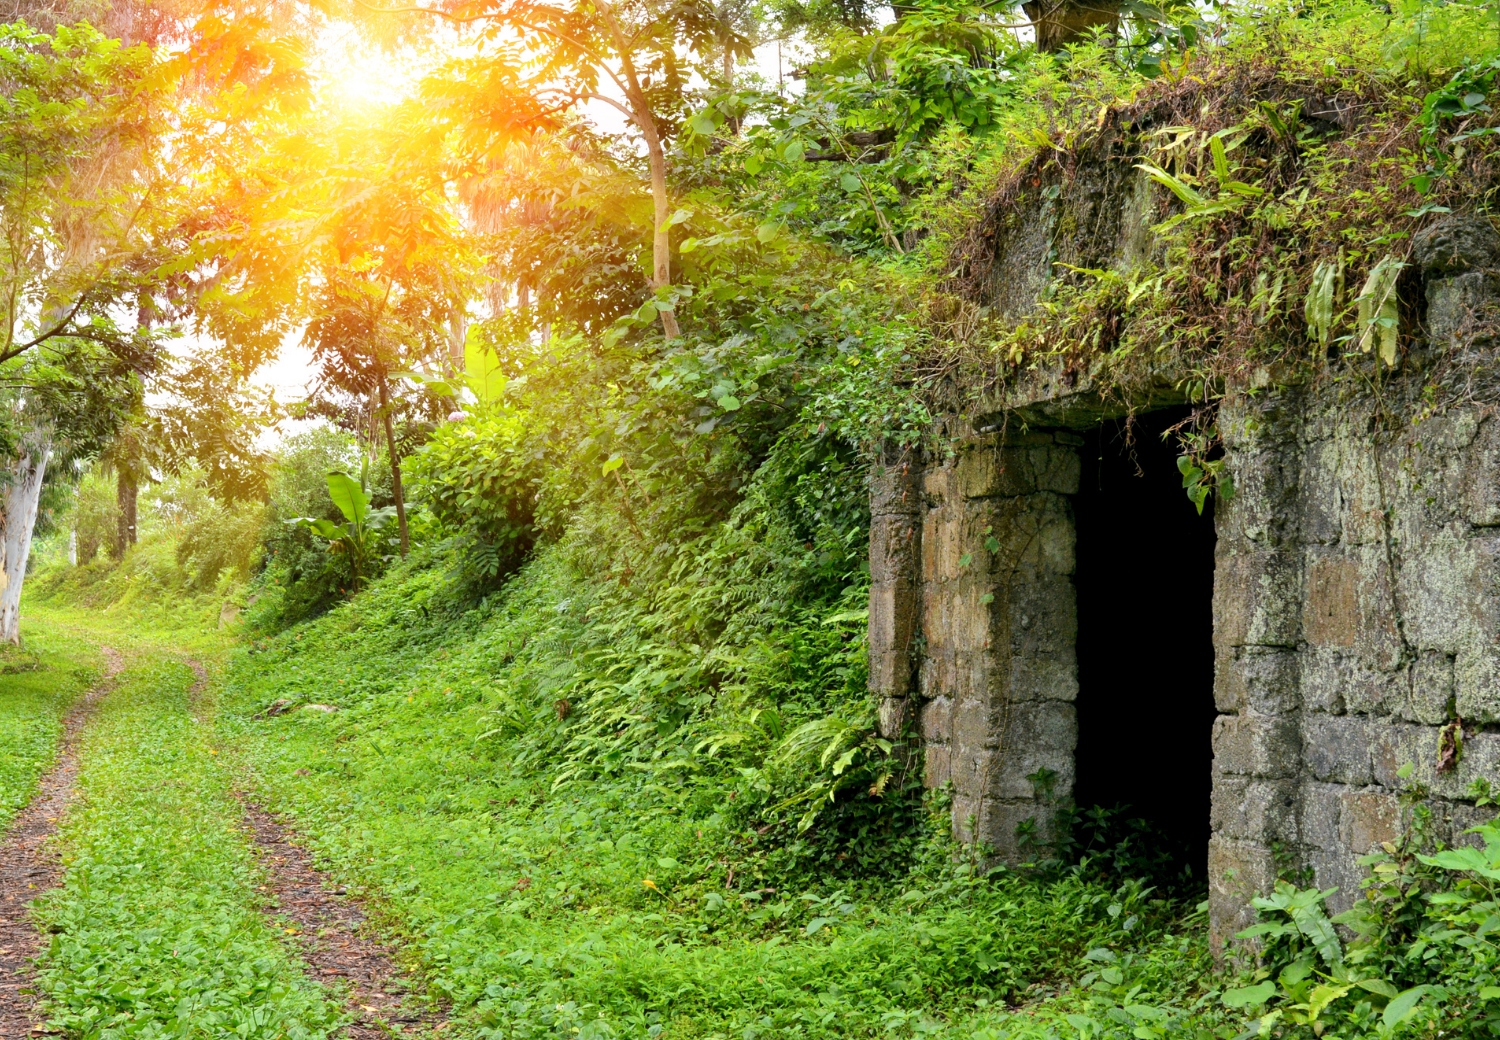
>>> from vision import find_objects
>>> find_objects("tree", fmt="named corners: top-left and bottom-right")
top-left (298, 109), bottom-right (478, 555)
top-left (0, 23), bottom-right (176, 642)
top-left (362, 0), bottom-right (753, 338)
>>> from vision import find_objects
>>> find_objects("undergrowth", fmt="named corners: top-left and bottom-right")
top-left (218, 546), bottom-right (1211, 1039)
top-left (33, 656), bottom-right (342, 1039)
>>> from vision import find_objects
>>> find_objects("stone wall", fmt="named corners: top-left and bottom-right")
top-left (869, 216), bottom-right (1500, 954)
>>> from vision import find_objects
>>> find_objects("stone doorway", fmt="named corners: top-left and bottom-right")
top-left (1071, 411), bottom-right (1218, 884)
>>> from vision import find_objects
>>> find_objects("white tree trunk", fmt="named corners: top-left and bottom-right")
top-left (0, 435), bottom-right (51, 644)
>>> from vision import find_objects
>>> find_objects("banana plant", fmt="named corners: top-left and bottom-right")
top-left (286, 471), bottom-right (395, 592)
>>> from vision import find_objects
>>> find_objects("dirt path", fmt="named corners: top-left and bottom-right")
top-left (180, 659), bottom-right (443, 1038)
top-left (0, 647), bottom-right (124, 1037)
top-left (242, 806), bottom-right (445, 1038)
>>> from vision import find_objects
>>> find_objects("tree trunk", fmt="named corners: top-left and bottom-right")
top-left (0, 434), bottom-right (50, 645)
top-left (114, 468), bottom-right (137, 559)
top-left (1021, 0), bottom-right (1119, 50)
top-left (377, 375), bottom-right (409, 556)
top-left (446, 309), bottom-right (467, 378)
top-left (642, 130), bottom-right (681, 338)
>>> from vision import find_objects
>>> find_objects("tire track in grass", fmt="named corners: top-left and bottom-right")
top-left (0, 647), bottom-right (121, 1036)
top-left (27, 656), bottom-right (344, 1039)
top-left (241, 805), bottom-right (448, 1038)
top-left (185, 659), bottom-right (446, 1038)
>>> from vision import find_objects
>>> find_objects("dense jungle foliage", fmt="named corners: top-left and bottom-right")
top-left (12, 0), bottom-right (1500, 1035)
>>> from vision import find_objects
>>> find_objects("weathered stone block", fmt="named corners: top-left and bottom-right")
top-left (988, 742), bottom-right (1077, 801)
top-left (878, 696), bottom-right (909, 740)
top-left (1216, 646), bottom-right (1300, 714)
top-left (985, 493), bottom-right (1076, 576)
top-left (973, 798), bottom-right (1065, 859)
top-left (1466, 418), bottom-right (1500, 527)
top-left (1219, 445), bottom-right (1301, 548)
top-left (1211, 777), bottom-right (1297, 843)
top-left (1305, 847), bottom-right (1364, 916)
top-left (1298, 782), bottom-right (1342, 851)
top-left (1303, 714), bottom-right (1374, 785)
top-left (1426, 270), bottom-right (1500, 351)
top-left (1305, 553), bottom-right (1358, 648)
top-left (868, 514), bottom-right (920, 585)
top-left (1355, 548), bottom-right (1405, 675)
top-left (921, 509), bottom-right (963, 583)
top-left (870, 457), bottom-right (924, 518)
top-left (1299, 648), bottom-right (1350, 715)
top-left (924, 744), bottom-right (951, 789)
top-left (1441, 802), bottom-right (1498, 849)
top-left (1371, 723), bottom-right (1440, 789)
top-left (919, 650), bottom-right (955, 699)
top-left (1413, 214), bottom-right (1500, 276)
top-left (1399, 525), bottom-right (1491, 653)
top-left (1406, 651), bottom-right (1455, 725)
top-left (1003, 700), bottom-right (1078, 754)
top-left (1209, 838), bottom-right (1277, 959)
top-left (920, 695), bottom-right (951, 743)
top-left (868, 649), bottom-right (913, 701)
top-left (1213, 713), bottom-right (1300, 778)
top-left (1456, 645), bottom-right (1500, 723)
top-left (1215, 550), bottom-right (1303, 649)
top-left (868, 583), bottom-right (919, 664)
top-left (951, 692), bottom-right (1005, 758)
top-left (1339, 789), bottom-right (1401, 855)
top-left (956, 442), bottom-right (1081, 499)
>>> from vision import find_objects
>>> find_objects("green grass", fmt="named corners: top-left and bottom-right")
top-left (31, 654), bottom-right (343, 1039)
top-left (212, 555), bottom-right (1220, 1040)
top-left (0, 625), bottom-right (100, 830)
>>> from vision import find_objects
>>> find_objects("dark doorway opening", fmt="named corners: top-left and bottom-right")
top-left (1071, 409), bottom-right (1218, 891)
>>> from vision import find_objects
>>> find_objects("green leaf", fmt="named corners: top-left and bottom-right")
top-left (805, 916), bottom-right (833, 935)
top-left (744, 153), bottom-right (763, 175)
top-left (601, 455), bottom-right (625, 476)
top-left (1480, 986), bottom-right (1500, 1001)
top-left (839, 172), bottom-right (862, 193)
top-left (1136, 162), bottom-right (1205, 206)
top-left (1222, 981), bottom-right (1276, 1008)
top-left (716, 395), bottom-right (741, 411)
top-left (679, 237), bottom-right (699, 254)
top-left (325, 472), bottom-right (369, 527)
top-left (636, 300), bottom-right (659, 323)
top-left (1210, 135), bottom-right (1230, 183)
top-left (1383, 986), bottom-right (1429, 1028)
top-left (755, 223), bottom-right (780, 244)
top-left (1355, 256), bottom-right (1403, 367)
top-left (783, 139), bottom-right (805, 162)
top-left (1357, 979), bottom-right (1400, 999)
